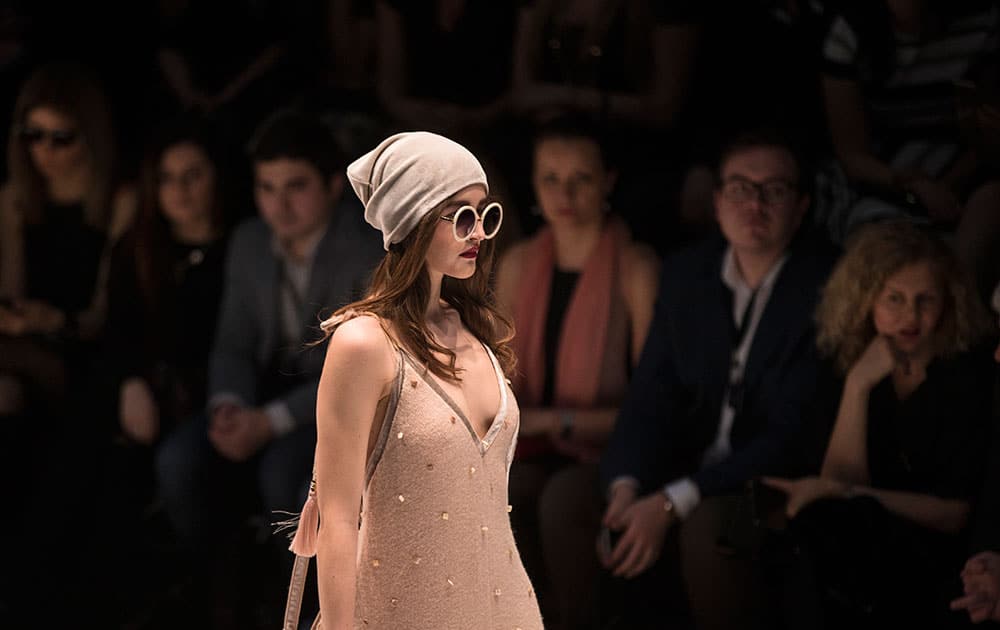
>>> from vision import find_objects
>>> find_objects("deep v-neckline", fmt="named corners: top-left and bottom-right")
top-left (401, 342), bottom-right (508, 454)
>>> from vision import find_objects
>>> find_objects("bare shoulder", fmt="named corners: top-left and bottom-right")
top-left (108, 183), bottom-right (138, 241)
top-left (495, 239), bottom-right (530, 309)
top-left (620, 241), bottom-right (660, 290)
top-left (325, 315), bottom-right (397, 381)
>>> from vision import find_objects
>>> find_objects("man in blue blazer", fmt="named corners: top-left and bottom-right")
top-left (598, 129), bottom-right (838, 629)
top-left (156, 110), bottom-right (382, 554)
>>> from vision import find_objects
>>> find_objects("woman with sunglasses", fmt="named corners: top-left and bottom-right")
top-left (0, 61), bottom-right (136, 420)
top-left (280, 131), bottom-right (543, 629)
top-left (0, 61), bottom-right (136, 625)
top-left (0, 62), bottom-right (135, 420)
top-left (494, 112), bottom-right (660, 628)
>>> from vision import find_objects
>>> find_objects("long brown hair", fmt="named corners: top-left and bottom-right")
top-left (6, 61), bottom-right (119, 229)
top-left (321, 198), bottom-right (516, 381)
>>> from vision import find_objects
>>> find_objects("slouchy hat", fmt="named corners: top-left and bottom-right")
top-left (346, 131), bottom-right (488, 250)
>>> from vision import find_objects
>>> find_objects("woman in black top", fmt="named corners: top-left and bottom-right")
top-left (765, 220), bottom-right (995, 628)
top-left (106, 117), bottom-right (232, 447)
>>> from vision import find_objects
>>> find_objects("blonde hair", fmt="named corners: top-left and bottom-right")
top-left (816, 220), bottom-right (991, 374)
top-left (7, 61), bottom-right (119, 230)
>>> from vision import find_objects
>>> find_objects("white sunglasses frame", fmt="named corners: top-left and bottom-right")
top-left (440, 201), bottom-right (503, 242)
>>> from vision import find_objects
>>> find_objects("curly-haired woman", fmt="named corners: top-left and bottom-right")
top-left (764, 220), bottom-right (995, 628)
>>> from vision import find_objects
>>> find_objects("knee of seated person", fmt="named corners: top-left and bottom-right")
top-left (154, 416), bottom-right (207, 490)
top-left (538, 464), bottom-right (600, 527)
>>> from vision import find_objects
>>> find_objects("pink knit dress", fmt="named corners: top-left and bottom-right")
top-left (315, 344), bottom-right (544, 629)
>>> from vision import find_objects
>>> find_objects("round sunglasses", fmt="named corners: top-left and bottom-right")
top-left (439, 202), bottom-right (503, 241)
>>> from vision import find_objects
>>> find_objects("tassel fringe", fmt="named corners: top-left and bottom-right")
top-left (275, 476), bottom-right (319, 558)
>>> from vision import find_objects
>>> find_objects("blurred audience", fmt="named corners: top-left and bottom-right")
top-left (815, 0), bottom-right (1000, 248)
top-left (767, 220), bottom-right (995, 628)
top-left (0, 59), bottom-right (136, 627)
top-left (598, 128), bottom-right (837, 630)
top-left (496, 112), bottom-right (660, 628)
top-left (153, 109), bottom-right (382, 627)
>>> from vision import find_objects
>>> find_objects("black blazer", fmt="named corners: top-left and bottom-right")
top-left (600, 229), bottom-right (838, 497)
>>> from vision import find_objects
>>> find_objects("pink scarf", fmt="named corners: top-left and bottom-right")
top-left (512, 217), bottom-right (629, 411)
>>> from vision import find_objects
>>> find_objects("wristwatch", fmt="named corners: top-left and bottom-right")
top-left (661, 489), bottom-right (675, 514)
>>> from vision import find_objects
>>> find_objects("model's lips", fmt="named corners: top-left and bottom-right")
top-left (460, 247), bottom-right (479, 259)
top-left (556, 207), bottom-right (576, 216)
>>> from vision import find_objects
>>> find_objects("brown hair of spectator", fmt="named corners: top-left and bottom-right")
top-left (320, 199), bottom-right (515, 382)
top-left (816, 220), bottom-right (991, 374)
top-left (715, 126), bottom-right (812, 195)
top-left (6, 61), bottom-right (119, 229)
top-left (132, 117), bottom-right (229, 313)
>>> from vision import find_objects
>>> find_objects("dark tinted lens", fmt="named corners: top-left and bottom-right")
top-left (49, 131), bottom-right (78, 148)
top-left (454, 207), bottom-right (477, 237)
top-left (19, 127), bottom-right (44, 144)
top-left (482, 204), bottom-right (501, 236)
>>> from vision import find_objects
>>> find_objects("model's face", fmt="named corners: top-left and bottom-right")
top-left (426, 184), bottom-right (489, 280)
top-left (714, 146), bottom-right (808, 256)
top-left (23, 106), bottom-right (86, 181)
top-left (158, 142), bottom-right (216, 230)
top-left (871, 261), bottom-right (944, 358)
top-left (532, 137), bottom-right (613, 229)
top-left (254, 158), bottom-right (337, 244)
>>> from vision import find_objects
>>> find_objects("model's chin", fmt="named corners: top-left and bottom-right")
top-left (448, 261), bottom-right (477, 280)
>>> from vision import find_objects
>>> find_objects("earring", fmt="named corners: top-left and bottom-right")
top-left (602, 200), bottom-right (612, 214)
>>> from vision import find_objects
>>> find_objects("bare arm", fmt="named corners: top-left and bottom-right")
top-left (0, 183), bottom-right (23, 298)
top-left (820, 336), bottom-right (898, 483)
top-left (823, 76), bottom-right (898, 194)
top-left (819, 375), bottom-right (872, 484)
top-left (852, 485), bottom-right (970, 533)
top-left (157, 48), bottom-right (202, 108)
top-left (314, 317), bottom-right (396, 629)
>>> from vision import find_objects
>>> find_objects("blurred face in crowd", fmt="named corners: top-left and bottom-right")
top-left (714, 145), bottom-right (808, 257)
top-left (23, 106), bottom-right (86, 181)
top-left (871, 260), bottom-right (944, 359)
top-left (532, 136), bottom-right (615, 230)
top-left (158, 142), bottom-right (215, 232)
top-left (427, 184), bottom-right (493, 280)
top-left (254, 158), bottom-right (340, 246)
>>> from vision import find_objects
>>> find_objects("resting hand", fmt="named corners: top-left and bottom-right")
top-left (209, 407), bottom-right (273, 462)
top-left (762, 476), bottom-right (849, 518)
top-left (604, 491), bottom-right (674, 579)
top-left (119, 377), bottom-right (160, 445)
top-left (951, 552), bottom-right (1000, 623)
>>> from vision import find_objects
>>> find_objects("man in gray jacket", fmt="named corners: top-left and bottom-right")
top-left (155, 110), bottom-right (382, 556)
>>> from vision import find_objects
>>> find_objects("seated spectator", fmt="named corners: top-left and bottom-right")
top-left (952, 282), bottom-right (1000, 624)
top-left (0, 60), bottom-right (135, 419)
top-left (0, 59), bottom-right (136, 627)
top-left (495, 112), bottom-right (660, 628)
top-left (106, 115), bottom-right (234, 456)
top-left (814, 0), bottom-right (1000, 253)
top-left (765, 220), bottom-right (995, 628)
top-left (598, 128), bottom-right (838, 630)
top-left (511, 0), bottom-right (700, 252)
top-left (153, 109), bottom-right (383, 624)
